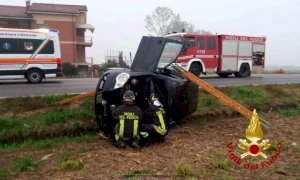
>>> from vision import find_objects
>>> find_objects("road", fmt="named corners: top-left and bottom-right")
top-left (1, 74), bottom-right (300, 98)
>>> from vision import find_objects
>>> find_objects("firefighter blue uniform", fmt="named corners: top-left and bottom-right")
top-left (112, 90), bottom-right (142, 149)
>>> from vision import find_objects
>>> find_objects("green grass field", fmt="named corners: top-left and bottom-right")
top-left (0, 84), bottom-right (300, 179)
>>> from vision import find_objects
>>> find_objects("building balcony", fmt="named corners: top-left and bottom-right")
top-left (77, 36), bottom-right (93, 47)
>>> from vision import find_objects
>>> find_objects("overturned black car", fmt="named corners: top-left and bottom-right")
top-left (95, 36), bottom-right (199, 137)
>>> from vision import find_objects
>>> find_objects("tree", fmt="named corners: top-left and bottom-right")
top-left (145, 7), bottom-right (175, 36)
top-left (167, 14), bottom-right (195, 34)
top-left (99, 59), bottom-right (118, 73)
top-left (145, 7), bottom-right (212, 36)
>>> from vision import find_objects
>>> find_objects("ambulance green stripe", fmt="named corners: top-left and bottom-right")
top-left (29, 38), bottom-right (48, 58)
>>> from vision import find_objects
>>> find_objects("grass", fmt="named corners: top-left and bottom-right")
top-left (209, 158), bottom-right (230, 170)
top-left (0, 169), bottom-right (9, 179)
top-left (76, 146), bottom-right (91, 154)
top-left (58, 147), bottom-right (91, 163)
top-left (0, 96), bottom-right (95, 143)
top-left (278, 106), bottom-right (300, 117)
top-left (41, 94), bottom-right (73, 104)
top-left (199, 167), bottom-right (210, 177)
top-left (10, 156), bottom-right (38, 173)
top-left (0, 133), bottom-right (96, 152)
top-left (57, 160), bottom-right (84, 170)
top-left (123, 168), bottom-right (155, 178)
top-left (176, 159), bottom-right (192, 176)
top-left (197, 84), bottom-right (300, 117)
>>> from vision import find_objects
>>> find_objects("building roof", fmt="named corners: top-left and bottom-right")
top-left (0, 5), bottom-right (29, 18)
top-left (29, 3), bottom-right (87, 14)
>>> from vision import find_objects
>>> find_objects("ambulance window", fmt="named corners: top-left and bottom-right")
top-left (207, 37), bottom-right (216, 49)
top-left (40, 41), bottom-right (54, 54)
top-left (17, 39), bottom-right (54, 54)
top-left (24, 42), bottom-right (34, 51)
top-left (0, 39), bottom-right (18, 54)
top-left (185, 37), bottom-right (195, 48)
top-left (197, 37), bottom-right (205, 49)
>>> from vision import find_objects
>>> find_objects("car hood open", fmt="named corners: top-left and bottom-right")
top-left (131, 36), bottom-right (182, 72)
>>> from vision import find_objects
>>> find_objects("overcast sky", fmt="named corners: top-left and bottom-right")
top-left (2, 0), bottom-right (300, 67)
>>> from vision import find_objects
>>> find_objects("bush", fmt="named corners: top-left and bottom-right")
top-left (10, 156), bottom-right (38, 173)
top-left (62, 63), bottom-right (78, 77)
top-left (272, 69), bottom-right (285, 74)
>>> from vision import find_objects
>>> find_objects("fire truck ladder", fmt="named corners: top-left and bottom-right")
top-left (172, 64), bottom-right (271, 130)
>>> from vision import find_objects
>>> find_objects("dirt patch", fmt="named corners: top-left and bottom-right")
top-left (1, 113), bottom-right (299, 179)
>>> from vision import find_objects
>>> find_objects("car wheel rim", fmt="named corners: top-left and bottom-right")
top-left (30, 73), bottom-right (40, 81)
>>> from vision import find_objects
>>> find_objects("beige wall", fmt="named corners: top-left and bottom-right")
top-left (76, 12), bottom-right (86, 24)
top-left (32, 14), bottom-right (75, 24)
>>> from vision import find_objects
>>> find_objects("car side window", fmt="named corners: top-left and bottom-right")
top-left (207, 37), bottom-right (216, 49)
top-left (198, 37), bottom-right (205, 49)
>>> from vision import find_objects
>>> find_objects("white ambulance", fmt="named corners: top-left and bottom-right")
top-left (0, 28), bottom-right (62, 83)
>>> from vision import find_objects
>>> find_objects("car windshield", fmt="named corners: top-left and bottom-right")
top-left (157, 42), bottom-right (182, 68)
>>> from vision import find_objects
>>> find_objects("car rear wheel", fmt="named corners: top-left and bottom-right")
top-left (26, 69), bottom-right (43, 83)
top-left (189, 63), bottom-right (202, 76)
top-left (234, 64), bottom-right (251, 78)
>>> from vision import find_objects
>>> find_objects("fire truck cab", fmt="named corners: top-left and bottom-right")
top-left (166, 33), bottom-right (266, 77)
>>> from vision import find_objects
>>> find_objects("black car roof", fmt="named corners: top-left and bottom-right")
top-left (131, 36), bottom-right (181, 72)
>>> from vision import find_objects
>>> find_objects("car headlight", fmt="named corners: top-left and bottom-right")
top-left (114, 72), bottom-right (130, 89)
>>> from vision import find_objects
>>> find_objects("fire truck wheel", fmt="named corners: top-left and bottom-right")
top-left (235, 63), bottom-right (251, 77)
top-left (26, 69), bottom-right (43, 83)
top-left (189, 63), bottom-right (202, 76)
top-left (217, 73), bottom-right (231, 78)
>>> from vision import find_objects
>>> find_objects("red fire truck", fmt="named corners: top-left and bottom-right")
top-left (166, 33), bottom-right (266, 77)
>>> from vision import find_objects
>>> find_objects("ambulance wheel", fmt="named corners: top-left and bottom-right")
top-left (26, 69), bottom-right (43, 83)
top-left (189, 63), bottom-right (202, 76)
top-left (235, 64), bottom-right (251, 78)
top-left (217, 73), bottom-right (230, 78)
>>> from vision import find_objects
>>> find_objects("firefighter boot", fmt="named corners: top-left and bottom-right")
top-left (114, 139), bottom-right (126, 149)
top-left (131, 138), bottom-right (140, 149)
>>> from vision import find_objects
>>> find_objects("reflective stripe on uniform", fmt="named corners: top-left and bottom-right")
top-left (153, 125), bottom-right (167, 135)
top-left (119, 119), bottom-right (125, 137)
top-left (156, 111), bottom-right (166, 132)
top-left (133, 120), bottom-right (138, 137)
top-left (115, 134), bottom-right (120, 141)
top-left (140, 131), bottom-right (149, 138)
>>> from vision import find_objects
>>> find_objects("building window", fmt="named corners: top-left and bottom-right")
top-left (207, 37), bottom-right (216, 49)
top-left (198, 37), bottom-right (205, 49)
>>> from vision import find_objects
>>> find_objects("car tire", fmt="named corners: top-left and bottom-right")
top-left (235, 64), bottom-right (251, 78)
top-left (189, 63), bottom-right (202, 76)
top-left (26, 69), bottom-right (43, 83)
top-left (217, 73), bottom-right (231, 78)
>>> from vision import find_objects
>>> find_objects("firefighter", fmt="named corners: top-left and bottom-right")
top-left (112, 90), bottom-right (142, 149)
top-left (140, 93), bottom-right (167, 145)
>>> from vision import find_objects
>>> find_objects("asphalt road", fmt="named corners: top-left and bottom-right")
top-left (1, 74), bottom-right (300, 98)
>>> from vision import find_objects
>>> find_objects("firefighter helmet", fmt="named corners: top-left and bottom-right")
top-left (148, 93), bottom-right (162, 106)
top-left (123, 90), bottom-right (135, 102)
